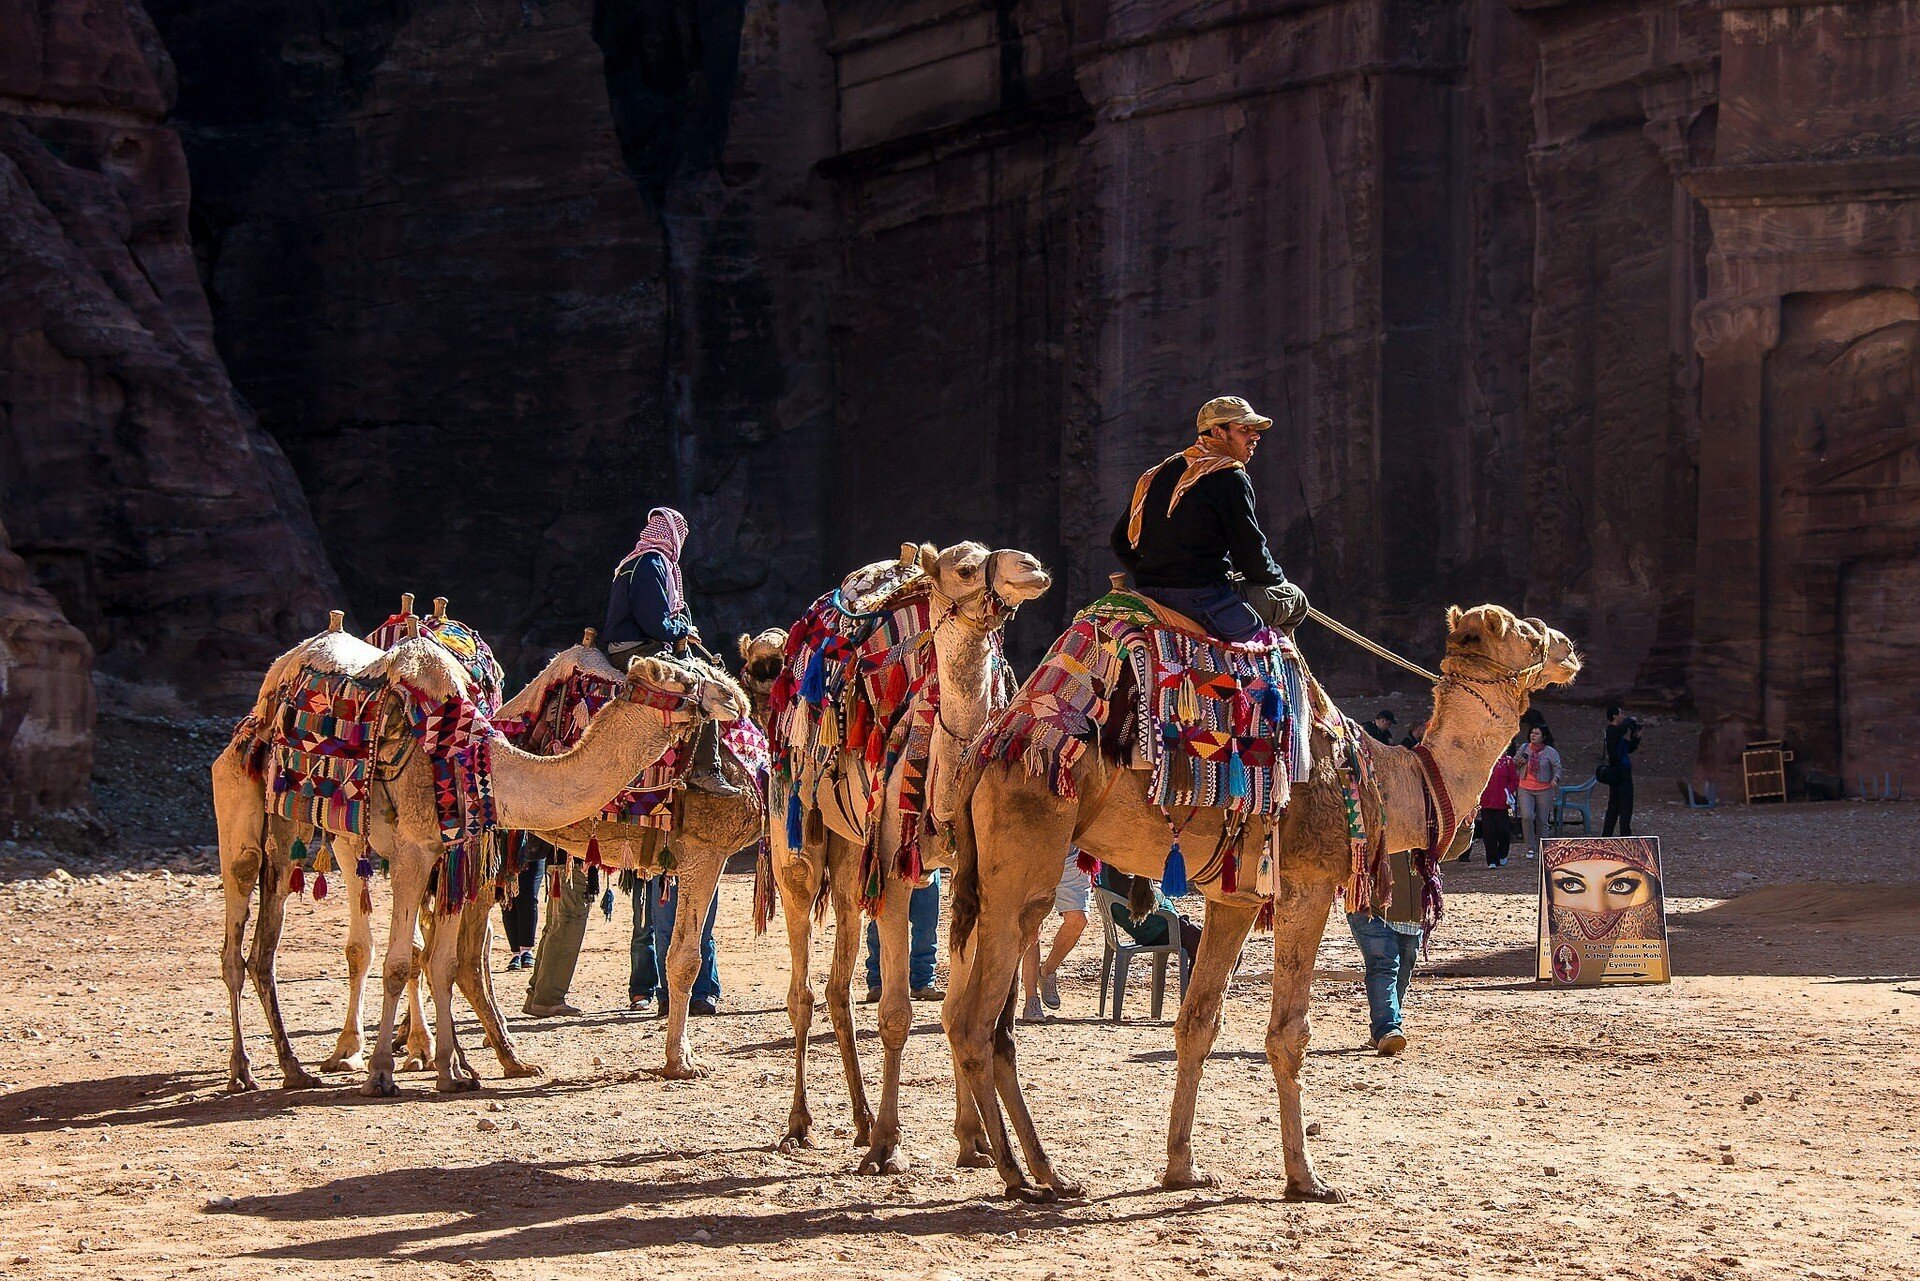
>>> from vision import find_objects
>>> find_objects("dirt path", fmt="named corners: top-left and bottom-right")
top-left (2, 795), bottom-right (1917, 1281)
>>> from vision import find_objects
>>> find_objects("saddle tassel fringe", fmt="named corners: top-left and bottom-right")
top-left (601, 888), bottom-right (615, 921)
top-left (1220, 848), bottom-right (1238, 895)
top-left (1226, 743), bottom-right (1249, 800)
top-left (586, 835), bottom-right (602, 867)
top-left (1161, 837), bottom-right (1188, 897)
top-left (288, 865), bottom-right (305, 896)
top-left (1075, 850), bottom-right (1101, 877)
top-left (785, 788), bottom-right (804, 850)
top-left (313, 873), bottom-right (329, 902)
top-left (799, 645), bottom-right (828, 705)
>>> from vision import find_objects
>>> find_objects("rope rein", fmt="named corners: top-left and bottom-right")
top-left (1305, 607), bottom-right (1439, 684)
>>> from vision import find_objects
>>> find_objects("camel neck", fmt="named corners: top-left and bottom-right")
top-left (490, 697), bottom-right (682, 830)
top-left (1417, 676), bottom-right (1527, 824)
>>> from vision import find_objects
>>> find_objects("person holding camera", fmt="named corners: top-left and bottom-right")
top-left (1600, 706), bottom-right (1642, 836)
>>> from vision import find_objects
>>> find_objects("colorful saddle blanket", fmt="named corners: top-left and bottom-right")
top-left (233, 663), bottom-right (502, 914)
top-left (767, 576), bottom-right (1011, 905)
top-left (366, 612), bottom-right (506, 714)
top-left (501, 665), bottom-right (769, 833)
top-left (976, 589), bottom-right (1382, 903)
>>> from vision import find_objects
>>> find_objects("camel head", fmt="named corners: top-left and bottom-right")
top-left (737, 627), bottom-right (789, 722)
top-left (1442, 604), bottom-right (1582, 693)
top-left (623, 654), bottom-right (749, 726)
top-left (917, 540), bottom-right (1053, 630)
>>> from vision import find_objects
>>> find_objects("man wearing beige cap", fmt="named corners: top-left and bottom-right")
top-left (1111, 395), bottom-right (1308, 641)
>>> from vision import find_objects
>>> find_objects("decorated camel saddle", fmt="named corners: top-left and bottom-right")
top-left (768, 553), bottom-right (1014, 906)
top-left (492, 642), bottom-right (768, 873)
top-left (229, 604), bottom-right (509, 914)
top-left (975, 582), bottom-right (1385, 906)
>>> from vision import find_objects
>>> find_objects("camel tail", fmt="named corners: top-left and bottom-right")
top-left (947, 769), bottom-right (983, 957)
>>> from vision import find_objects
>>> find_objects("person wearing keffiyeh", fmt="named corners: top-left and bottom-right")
top-left (1109, 395), bottom-right (1309, 642)
top-left (603, 506), bottom-right (739, 797)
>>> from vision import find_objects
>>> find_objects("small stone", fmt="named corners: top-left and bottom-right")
top-left (1543, 1166), bottom-right (1557, 1177)
top-left (486, 1100), bottom-right (504, 1112)
top-left (476, 1118), bottom-right (498, 1133)
top-left (1721, 1153), bottom-right (1735, 1166)
top-left (690, 1229), bottom-right (712, 1242)
top-left (1304, 1122), bottom-right (1322, 1136)
top-left (206, 1195), bottom-right (236, 1211)
top-left (1742, 1092), bottom-right (1761, 1105)
top-left (592, 1055), bottom-right (605, 1068)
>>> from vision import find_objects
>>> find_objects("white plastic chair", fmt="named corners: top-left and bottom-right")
top-left (1094, 886), bottom-right (1191, 1021)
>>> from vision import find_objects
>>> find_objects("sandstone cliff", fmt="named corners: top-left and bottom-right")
top-left (0, 519), bottom-right (93, 820)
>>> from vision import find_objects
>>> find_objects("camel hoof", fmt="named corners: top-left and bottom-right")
top-left (1160, 1166), bottom-right (1217, 1191)
top-left (360, 1074), bottom-right (400, 1098)
top-left (1045, 1175), bottom-right (1086, 1200)
top-left (777, 1132), bottom-right (816, 1154)
top-left (227, 1073), bottom-right (260, 1094)
top-left (436, 1073), bottom-right (482, 1094)
top-left (955, 1145), bottom-right (995, 1169)
top-left (280, 1068), bottom-right (324, 1091)
top-left (856, 1145), bottom-right (908, 1176)
top-left (658, 1059), bottom-right (709, 1082)
top-left (502, 1061), bottom-right (544, 1079)
top-left (1284, 1181), bottom-right (1347, 1204)
top-left (398, 1054), bottom-right (432, 1073)
top-left (319, 1053), bottom-right (366, 1074)
top-left (1003, 1182), bottom-right (1056, 1204)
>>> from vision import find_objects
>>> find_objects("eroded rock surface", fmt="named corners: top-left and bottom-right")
top-left (0, 520), bottom-right (93, 819)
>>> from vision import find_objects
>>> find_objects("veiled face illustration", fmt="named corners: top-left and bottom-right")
top-left (1543, 837), bottom-right (1668, 945)
top-left (1549, 858), bottom-right (1657, 915)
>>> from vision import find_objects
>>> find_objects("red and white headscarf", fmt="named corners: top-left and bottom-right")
top-left (616, 507), bottom-right (688, 612)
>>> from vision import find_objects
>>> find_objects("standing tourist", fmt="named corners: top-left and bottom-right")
top-left (499, 835), bottom-right (551, 970)
top-left (1477, 752), bottom-right (1519, 867)
top-left (1601, 705), bottom-right (1642, 836)
top-left (864, 871), bottom-right (944, 1004)
top-left (1346, 848), bottom-right (1426, 1056)
top-left (1364, 709), bottom-right (1397, 744)
top-left (1019, 851), bottom-right (1091, 1021)
top-left (1515, 725), bottom-right (1562, 860)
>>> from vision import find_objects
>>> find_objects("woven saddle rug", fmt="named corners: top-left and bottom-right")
top-left (975, 589), bottom-right (1385, 906)
top-left (499, 663), bottom-right (769, 855)
top-left (231, 642), bottom-right (504, 915)
top-left (366, 612), bottom-right (506, 715)
top-left (766, 569), bottom-right (1010, 908)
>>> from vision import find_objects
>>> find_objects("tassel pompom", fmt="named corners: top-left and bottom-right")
top-left (799, 645), bottom-right (828, 705)
top-left (659, 847), bottom-right (676, 872)
top-left (601, 888), bottom-right (615, 920)
top-left (1220, 850), bottom-right (1238, 894)
top-left (290, 836), bottom-right (307, 866)
top-left (586, 836), bottom-right (603, 867)
top-left (313, 872), bottom-right (329, 902)
top-left (1261, 685), bottom-right (1284, 724)
top-left (805, 805), bottom-right (825, 845)
top-left (786, 788), bottom-right (804, 850)
top-left (356, 855), bottom-right (374, 882)
top-left (548, 866), bottom-right (563, 901)
top-left (586, 866), bottom-right (601, 897)
top-left (815, 705), bottom-right (841, 750)
top-left (288, 865), bottom-right (306, 896)
top-left (1226, 743), bottom-right (1249, 800)
top-left (1162, 838), bottom-right (1188, 897)
top-left (1075, 849), bottom-right (1101, 877)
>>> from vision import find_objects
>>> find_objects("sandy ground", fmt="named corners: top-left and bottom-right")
top-left (3, 720), bottom-right (1918, 1280)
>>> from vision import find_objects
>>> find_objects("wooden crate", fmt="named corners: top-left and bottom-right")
top-left (1742, 740), bottom-right (1793, 803)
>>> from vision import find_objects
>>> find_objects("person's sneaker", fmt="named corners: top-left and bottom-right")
top-left (517, 948), bottom-right (535, 968)
top-left (629, 994), bottom-right (651, 1013)
top-left (1525, 850), bottom-right (1536, 859)
top-left (503, 952), bottom-right (521, 972)
top-left (861, 987), bottom-right (880, 1005)
top-left (1489, 858), bottom-right (1506, 868)
top-left (690, 998), bottom-right (718, 1016)
top-left (1039, 968), bottom-right (1061, 1011)
top-left (521, 1002), bottom-right (581, 1018)
top-left (1375, 1029), bottom-right (1408, 1057)
top-left (1021, 995), bottom-right (1047, 1023)
top-left (910, 986), bottom-right (944, 1002)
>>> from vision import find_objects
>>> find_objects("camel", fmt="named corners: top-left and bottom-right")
top-left (738, 628), bottom-right (789, 723)
top-left (457, 641), bottom-right (767, 1079)
top-left (213, 621), bottom-right (747, 1096)
top-left (769, 541), bottom-right (1052, 1175)
top-left (942, 603), bottom-right (1580, 1201)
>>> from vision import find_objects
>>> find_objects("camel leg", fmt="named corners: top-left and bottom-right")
top-left (987, 893), bottom-right (1083, 1198)
top-left (454, 897), bottom-right (541, 1078)
top-left (320, 840), bottom-right (371, 1073)
top-left (823, 839), bottom-right (874, 1147)
top-left (1162, 898), bottom-right (1259, 1189)
top-left (248, 834), bottom-right (322, 1090)
top-left (397, 924), bottom-right (434, 1072)
top-left (946, 928), bottom-right (993, 1168)
top-left (858, 879), bottom-right (914, 1175)
top-left (775, 845), bottom-right (822, 1151)
top-left (220, 833), bottom-right (262, 1093)
top-left (1264, 877), bottom-right (1344, 1203)
top-left (426, 897), bottom-right (477, 1093)
top-left (362, 847), bottom-right (430, 1097)
top-left (661, 853), bottom-right (724, 1080)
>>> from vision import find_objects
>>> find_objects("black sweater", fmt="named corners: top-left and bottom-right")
top-left (1110, 461), bottom-right (1287, 590)
top-left (603, 552), bottom-right (691, 646)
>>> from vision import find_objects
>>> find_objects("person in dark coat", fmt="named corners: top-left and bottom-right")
top-left (1363, 710), bottom-right (1396, 745)
top-left (1602, 704), bottom-right (1642, 836)
top-left (1111, 395), bottom-right (1308, 642)
top-left (603, 506), bottom-right (737, 795)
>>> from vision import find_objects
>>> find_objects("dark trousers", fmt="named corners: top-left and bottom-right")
top-left (500, 849), bottom-right (548, 951)
top-left (630, 875), bottom-right (721, 1005)
top-left (1476, 808), bottom-right (1511, 864)
top-left (1603, 776), bottom-right (1634, 836)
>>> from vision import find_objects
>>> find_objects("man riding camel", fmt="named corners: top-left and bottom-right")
top-left (1111, 394), bottom-right (1309, 642)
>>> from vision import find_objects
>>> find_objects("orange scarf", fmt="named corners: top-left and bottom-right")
top-left (1125, 434), bottom-right (1243, 547)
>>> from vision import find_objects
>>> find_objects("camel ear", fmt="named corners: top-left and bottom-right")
top-left (1485, 610), bottom-right (1511, 640)
top-left (918, 542), bottom-right (940, 576)
top-left (1446, 605), bottom-right (1463, 633)
top-left (736, 632), bottom-right (752, 660)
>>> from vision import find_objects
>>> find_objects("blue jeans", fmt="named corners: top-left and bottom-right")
top-left (630, 875), bottom-right (720, 1004)
top-left (1143, 583), bottom-right (1264, 642)
top-left (865, 870), bottom-right (941, 992)
top-left (1347, 912), bottom-right (1421, 1042)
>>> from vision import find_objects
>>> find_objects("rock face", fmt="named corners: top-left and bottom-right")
top-left (0, 0), bottom-right (336, 705)
top-left (0, 521), bottom-right (94, 820)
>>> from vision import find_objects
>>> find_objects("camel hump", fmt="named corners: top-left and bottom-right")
top-left (839, 555), bottom-right (926, 615)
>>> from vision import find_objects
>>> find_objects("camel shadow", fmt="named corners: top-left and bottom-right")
top-left (0, 1067), bottom-right (617, 1135)
top-left (234, 1159), bottom-right (1270, 1262)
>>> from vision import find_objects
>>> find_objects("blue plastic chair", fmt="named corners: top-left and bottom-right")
top-left (1094, 887), bottom-right (1191, 1021)
top-left (1552, 777), bottom-right (1598, 835)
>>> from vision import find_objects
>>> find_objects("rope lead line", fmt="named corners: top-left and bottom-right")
top-left (1304, 607), bottom-right (1441, 685)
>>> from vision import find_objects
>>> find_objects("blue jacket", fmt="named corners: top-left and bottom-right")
top-left (603, 552), bottom-right (690, 646)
